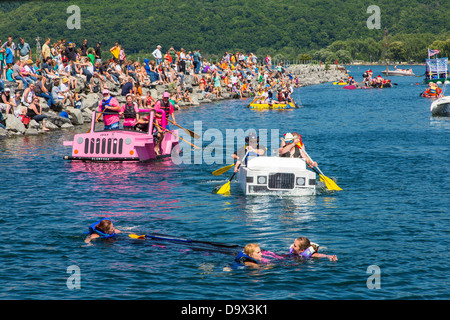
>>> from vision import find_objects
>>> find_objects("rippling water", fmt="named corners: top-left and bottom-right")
top-left (0, 65), bottom-right (448, 300)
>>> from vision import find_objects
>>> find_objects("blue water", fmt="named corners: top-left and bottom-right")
top-left (0, 65), bottom-right (448, 301)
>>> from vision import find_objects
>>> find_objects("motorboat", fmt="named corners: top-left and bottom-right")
top-left (236, 156), bottom-right (316, 196)
top-left (381, 68), bottom-right (415, 76)
top-left (430, 96), bottom-right (450, 116)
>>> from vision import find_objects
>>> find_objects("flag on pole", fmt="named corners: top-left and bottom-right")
top-left (428, 48), bottom-right (441, 57)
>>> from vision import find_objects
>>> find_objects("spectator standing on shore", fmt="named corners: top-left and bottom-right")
top-left (0, 40), bottom-right (5, 80)
top-left (5, 43), bottom-right (14, 66)
top-left (94, 41), bottom-right (102, 64)
top-left (41, 38), bottom-right (51, 60)
top-left (152, 45), bottom-right (163, 65)
top-left (179, 48), bottom-right (187, 74)
top-left (193, 49), bottom-right (201, 75)
top-left (80, 38), bottom-right (88, 57)
top-left (65, 42), bottom-right (77, 62)
top-left (17, 38), bottom-right (32, 62)
top-left (169, 47), bottom-right (177, 66)
top-left (2, 36), bottom-right (16, 59)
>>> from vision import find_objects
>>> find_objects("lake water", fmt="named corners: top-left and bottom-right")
top-left (0, 65), bottom-right (448, 303)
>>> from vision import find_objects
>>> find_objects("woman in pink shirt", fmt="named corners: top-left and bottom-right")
top-left (120, 94), bottom-right (140, 130)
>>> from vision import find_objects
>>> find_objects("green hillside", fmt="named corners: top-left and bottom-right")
top-left (0, 0), bottom-right (449, 62)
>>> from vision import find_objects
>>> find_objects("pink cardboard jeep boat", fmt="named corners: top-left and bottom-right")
top-left (63, 110), bottom-right (180, 162)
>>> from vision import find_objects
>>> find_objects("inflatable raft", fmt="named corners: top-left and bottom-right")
top-left (248, 102), bottom-right (297, 110)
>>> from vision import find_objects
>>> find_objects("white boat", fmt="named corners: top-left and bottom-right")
top-left (236, 156), bottom-right (316, 196)
top-left (430, 96), bottom-right (450, 116)
top-left (381, 69), bottom-right (415, 76)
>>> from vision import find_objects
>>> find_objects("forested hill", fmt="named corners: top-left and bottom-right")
top-left (0, 0), bottom-right (449, 62)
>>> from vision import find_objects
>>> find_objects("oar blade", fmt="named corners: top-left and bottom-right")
top-left (319, 174), bottom-right (343, 191)
top-left (214, 181), bottom-right (231, 194)
top-left (212, 164), bottom-right (234, 176)
top-left (129, 234), bottom-right (146, 239)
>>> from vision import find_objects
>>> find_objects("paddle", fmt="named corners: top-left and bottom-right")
top-left (129, 233), bottom-right (239, 248)
top-left (154, 123), bottom-right (200, 150)
top-left (302, 149), bottom-right (342, 191)
top-left (213, 150), bottom-right (249, 194)
top-left (212, 163), bottom-right (235, 176)
top-left (311, 166), bottom-right (342, 191)
top-left (167, 119), bottom-right (200, 139)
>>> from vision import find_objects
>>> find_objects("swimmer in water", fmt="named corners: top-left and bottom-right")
top-left (290, 237), bottom-right (337, 261)
top-left (85, 218), bottom-right (121, 243)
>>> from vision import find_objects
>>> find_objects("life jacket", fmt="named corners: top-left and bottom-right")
top-left (158, 99), bottom-right (172, 119)
top-left (244, 145), bottom-right (260, 165)
top-left (234, 250), bottom-right (259, 266)
top-left (87, 218), bottom-right (116, 239)
top-left (429, 87), bottom-right (437, 96)
top-left (101, 96), bottom-right (119, 114)
top-left (295, 135), bottom-right (304, 149)
top-left (288, 244), bottom-right (317, 259)
top-left (123, 102), bottom-right (137, 119)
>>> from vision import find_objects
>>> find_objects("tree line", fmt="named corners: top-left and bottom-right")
top-left (0, 0), bottom-right (448, 63)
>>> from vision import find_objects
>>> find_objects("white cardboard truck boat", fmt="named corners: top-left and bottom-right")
top-left (430, 95), bottom-right (450, 116)
top-left (236, 156), bottom-right (316, 196)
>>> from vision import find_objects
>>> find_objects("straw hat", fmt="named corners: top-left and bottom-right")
top-left (282, 133), bottom-right (294, 141)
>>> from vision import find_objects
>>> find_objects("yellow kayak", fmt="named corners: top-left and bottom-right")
top-left (248, 102), bottom-right (297, 110)
top-left (333, 82), bottom-right (348, 85)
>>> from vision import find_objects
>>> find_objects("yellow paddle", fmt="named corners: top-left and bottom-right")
top-left (213, 151), bottom-right (249, 194)
top-left (312, 166), bottom-right (343, 191)
top-left (212, 163), bottom-right (235, 176)
top-left (302, 148), bottom-right (342, 191)
top-left (213, 171), bottom-right (235, 194)
top-left (129, 234), bottom-right (146, 239)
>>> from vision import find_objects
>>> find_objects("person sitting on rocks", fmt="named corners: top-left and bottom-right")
top-left (21, 83), bottom-right (36, 107)
top-left (0, 88), bottom-right (18, 116)
top-left (182, 88), bottom-right (193, 105)
top-left (26, 96), bottom-right (50, 131)
top-left (34, 75), bottom-right (56, 109)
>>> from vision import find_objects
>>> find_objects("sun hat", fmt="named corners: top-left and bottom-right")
top-left (283, 132), bottom-right (294, 141)
top-left (102, 89), bottom-right (110, 95)
top-left (163, 92), bottom-right (170, 98)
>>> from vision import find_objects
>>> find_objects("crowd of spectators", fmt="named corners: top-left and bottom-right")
top-left (0, 36), bottom-right (300, 131)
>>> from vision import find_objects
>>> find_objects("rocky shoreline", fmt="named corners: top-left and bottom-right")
top-left (0, 64), bottom-right (345, 139)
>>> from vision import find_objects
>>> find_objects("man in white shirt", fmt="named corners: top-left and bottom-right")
top-left (152, 45), bottom-right (162, 65)
top-left (179, 48), bottom-right (187, 74)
